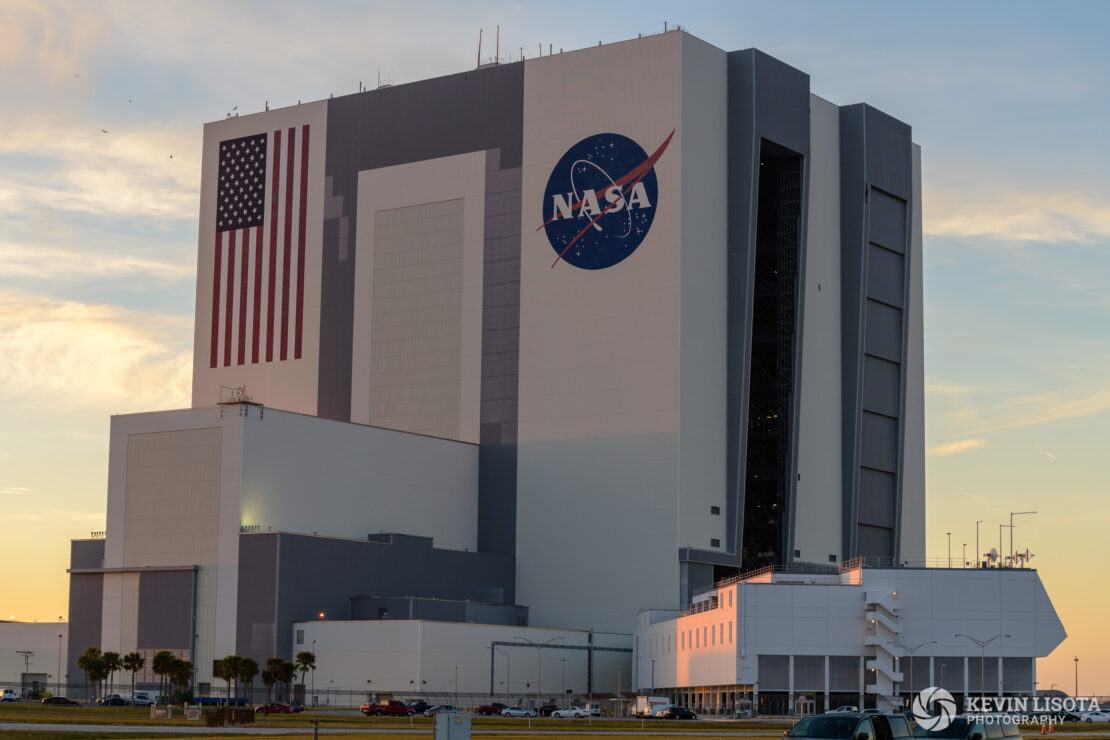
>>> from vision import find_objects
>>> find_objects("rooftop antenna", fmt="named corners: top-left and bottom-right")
top-left (477, 29), bottom-right (482, 67)
top-left (496, 25), bottom-right (499, 64)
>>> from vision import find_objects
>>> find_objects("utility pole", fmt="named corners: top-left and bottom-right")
top-left (1074, 657), bottom-right (1078, 697)
top-left (947, 532), bottom-right (951, 567)
top-left (888, 641), bottom-right (936, 700)
top-left (560, 658), bottom-right (568, 708)
top-left (455, 665), bottom-right (459, 708)
top-left (57, 635), bottom-right (63, 695)
top-left (311, 639), bottom-right (316, 705)
top-left (976, 520), bottom-right (982, 567)
top-left (514, 635), bottom-right (563, 708)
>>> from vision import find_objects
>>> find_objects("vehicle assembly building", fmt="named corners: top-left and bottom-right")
top-left (52, 29), bottom-right (1063, 711)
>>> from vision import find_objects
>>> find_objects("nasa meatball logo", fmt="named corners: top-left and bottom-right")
top-left (539, 130), bottom-right (674, 270)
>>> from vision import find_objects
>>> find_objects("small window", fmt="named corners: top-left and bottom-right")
top-left (296, 629), bottom-right (304, 645)
top-left (728, 589), bottom-right (733, 606)
top-left (728, 621), bottom-right (733, 643)
top-left (829, 554), bottom-right (837, 563)
top-left (377, 607), bottom-right (389, 618)
top-left (710, 506), bottom-right (720, 515)
top-left (681, 631), bottom-right (686, 650)
top-left (794, 549), bottom-right (801, 558)
top-left (711, 626), bottom-right (715, 646)
top-left (710, 538), bottom-right (720, 548)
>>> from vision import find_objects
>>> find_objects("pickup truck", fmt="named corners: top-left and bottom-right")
top-left (361, 700), bottom-right (416, 716)
top-left (475, 702), bottom-right (507, 716)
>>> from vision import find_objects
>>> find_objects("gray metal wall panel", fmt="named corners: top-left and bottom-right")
top-left (269, 532), bottom-right (515, 661)
top-left (319, 63), bottom-right (525, 422)
top-left (866, 245), bottom-right (905, 308)
top-left (857, 468), bottom-right (896, 528)
top-left (862, 356), bottom-right (901, 418)
top-left (868, 191), bottom-right (908, 253)
top-left (136, 571), bottom-right (193, 650)
top-left (860, 412), bottom-right (898, 472)
top-left (70, 539), bottom-right (105, 570)
top-left (725, 48), bottom-right (810, 568)
top-left (865, 300), bottom-right (903, 363)
top-left (66, 571), bottom-right (103, 691)
top-left (235, 532), bottom-right (279, 665)
top-left (856, 523), bottom-right (893, 557)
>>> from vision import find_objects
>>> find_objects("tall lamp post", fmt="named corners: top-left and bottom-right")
top-left (888, 640), bottom-right (937, 700)
top-left (57, 634), bottom-right (62, 695)
top-left (947, 532), bottom-right (951, 567)
top-left (494, 647), bottom-right (511, 701)
top-left (560, 658), bottom-right (568, 709)
top-left (956, 633), bottom-right (1010, 706)
top-left (1074, 657), bottom-right (1078, 697)
top-left (311, 639), bottom-right (316, 705)
top-left (514, 635), bottom-right (563, 708)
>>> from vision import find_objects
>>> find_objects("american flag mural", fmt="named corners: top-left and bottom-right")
top-left (210, 125), bottom-right (311, 368)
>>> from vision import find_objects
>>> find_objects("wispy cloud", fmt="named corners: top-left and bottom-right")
top-left (935, 388), bottom-right (1110, 436)
top-left (0, 290), bottom-right (192, 414)
top-left (924, 184), bottom-right (1110, 244)
top-left (927, 438), bottom-right (987, 457)
top-left (0, 241), bottom-right (193, 282)
top-left (1036, 443), bottom-right (1057, 460)
top-left (0, 486), bottom-right (31, 496)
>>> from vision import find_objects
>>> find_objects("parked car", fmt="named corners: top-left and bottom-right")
top-left (42, 696), bottom-right (80, 706)
top-left (502, 706), bottom-right (538, 717)
top-left (551, 706), bottom-right (588, 718)
top-left (862, 709), bottom-right (886, 715)
top-left (0, 689), bottom-right (20, 702)
top-left (424, 704), bottom-right (457, 716)
top-left (130, 692), bottom-right (158, 706)
top-left (361, 700), bottom-right (416, 716)
top-left (539, 704), bottom-right (559, 717)
top-left (255, 701), bottom-right (296, 714)
top-left (656, 705), bottom-right (697, 719)
top-left (97, 695), bottom-right (131, 706)
top-left (828, 706), bottom-right (860, 714)
top-left (1081, 711), bottom-right (1110, 723)
top-left (475, 702), bottom-right (507, 716)
top-left (790, 713), bottom-right (913, 740)
top-left (408, 700), bottom-right (431, 714)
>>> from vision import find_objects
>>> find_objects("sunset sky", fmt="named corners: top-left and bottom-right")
top-left (1, 0), bottom-right (1106, 694)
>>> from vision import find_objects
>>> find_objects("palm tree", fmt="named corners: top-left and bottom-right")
top-left (238, 658), bottom-right (259, 706)
top-left (281, 661), bottom-right (296, 703)
top-left (265, 658), bottom-right (285, 701)
top-left (102, 651), bottom-right (122, 698)
top-left (222, 655), bottom-right (244, 703)
top-left (122, 653), bottom-right (144, 701)
top-left (151, 650), bottom-right (176, 704)
top-left (295, 651), bottom-right (316, 689)
top-left (214, 659), bottom-right (231, 704)
top-left (77, 646), bottom-right (102, 703)
top-left (261, 668), bottom-right (276, 703)
top-left (168, 658), bottom-right (192, 700)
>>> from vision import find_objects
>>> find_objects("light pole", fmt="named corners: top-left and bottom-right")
top-left (514, 635), bottom-right (563, 708)
top-left (962, 544), bottom-right (967, 567)
top-left (888, 640), bottom-right (937, 699)
top-left (650, 658), bottom-right (655, 692)
top-left (494, 647), bottom-right (511, 701)
top-left (947, 532), bottom-right (951, 567)
top-left (560, 658), bottom-right (568, 709)
top-left (57, 634), bottom-right (62, 694)
top-left (1074, 657), bottom-right (1078, 697)
top-left (976, 520), bottom-right (982, 567)
top-left (1009, 511), bottom-right (1037, 565)
top-left (956, 633), bottom-right (1010, 706)
top-left (311, 639), bottom-right (316, 704)
top-left (455, 665), bottom-right (459, 707)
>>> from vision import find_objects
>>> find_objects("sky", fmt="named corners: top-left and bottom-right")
top-left (1, 0), bottom-right (1107, 694)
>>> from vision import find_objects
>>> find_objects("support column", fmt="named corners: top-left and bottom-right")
top-left (997, 656), bottom-right (1003, 697)
top-left (789, 656), bottom-right (795, 716)
top-left (824, 656), bottom-right (830, 712)
top-left (929, 656), bottom-right (934, 689)
top-left (858, 656), bottom-right (865, 710)
top-left (963, 657), bottom-right (970, 703)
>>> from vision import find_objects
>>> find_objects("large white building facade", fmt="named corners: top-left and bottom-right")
top-left (54, 29), bottom-right (1063, 707)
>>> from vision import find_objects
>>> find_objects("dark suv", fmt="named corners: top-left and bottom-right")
top-left (913, 716), bottom-right (1022, 740)
top-left (788, 713), bottom-right (914, 740)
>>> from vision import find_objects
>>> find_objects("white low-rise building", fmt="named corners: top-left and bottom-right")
top-left (634, 560), bottom-right (1065, 716)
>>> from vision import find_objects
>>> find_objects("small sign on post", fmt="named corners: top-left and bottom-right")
top-left (185, 706), bottom-right (201, 721)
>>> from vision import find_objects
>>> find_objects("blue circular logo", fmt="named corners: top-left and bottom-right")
top-left (540, 131), bottom-right (672, 270)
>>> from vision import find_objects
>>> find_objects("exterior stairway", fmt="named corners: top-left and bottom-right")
top-left (864, 590), bottom-right (904, 712)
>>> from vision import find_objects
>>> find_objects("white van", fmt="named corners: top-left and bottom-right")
top-left (0, 689), bottom-right (20, 702)
top-left (131, 691), bottom-right (160, 706)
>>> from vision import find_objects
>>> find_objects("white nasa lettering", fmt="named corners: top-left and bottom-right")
top-left (551, 193), bottom-right (574, 220)
top-left (604, 185), bottom-right (626, 212)
top-left (578, 189), bottom-right (602, 218)
top-left (626, 181), bottom-right (652, 209)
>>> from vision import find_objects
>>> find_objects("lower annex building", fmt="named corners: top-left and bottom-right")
top-left (54, 29), bottom-right (1064, 711)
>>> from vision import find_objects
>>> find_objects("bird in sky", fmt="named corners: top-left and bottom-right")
top-left (100, 129), bottom-right (109, 133)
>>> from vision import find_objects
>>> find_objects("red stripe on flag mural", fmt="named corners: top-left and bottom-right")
top-left (267, 129), bottom-right (282, 363)
top-left (224, 229), bottom-right (236, 367)
top-left (252, 225), bottom-right (263, 364)
top-left (210, 232), bottom-right (222, 368)
top-left (294, 124), bottom-right (310, 359)
top-left (237, 228), bottom-right (249, 366)
top-left (280, 126), bottom-right (294, 361)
